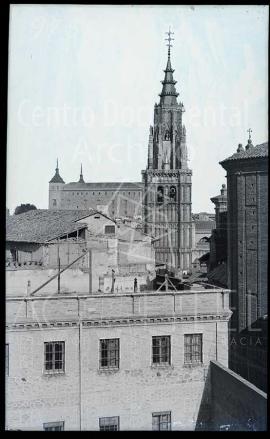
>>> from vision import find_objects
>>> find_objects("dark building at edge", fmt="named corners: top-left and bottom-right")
top-left (220, 138), bottom-right (268, 392)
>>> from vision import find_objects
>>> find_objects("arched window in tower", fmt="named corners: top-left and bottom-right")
top-left (157, 186), bottom-right (164, 203)
top-left (164, 130), bottom-right (171, 141)
top-left (169, 186), bottom-right (176, 202)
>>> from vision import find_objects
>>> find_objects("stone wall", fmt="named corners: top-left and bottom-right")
top-left (56, 186), bottom-right (143, 218)
top-left (6, 290), bottom-right (231, 322)
top-left (6, 290), bottom-right (231, 431)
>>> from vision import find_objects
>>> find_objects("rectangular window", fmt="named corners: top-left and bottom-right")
top-left (152, 336), bottom-right (170, 365)
top-left (99, 417), bottom-right (119, 431)
top-left (6, 344), bottom-right (9, 376)
top-left (104, 225), bottom-right (115, 234)
top-left (184, 334), bottom-right (203, 364)
top-left (44, 341), bottom-right (65, 373)
top-left (152, 412), bottom-right (171, 431)
top-left (43, 422), bottom-right (64, 431)
top-left (100, 339), bottom-right (119, 369)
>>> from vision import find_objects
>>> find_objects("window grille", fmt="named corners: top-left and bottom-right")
top-left (152, 336), bottom-right (170, 365)
top-left (99, 417), bottom-right (119, 431)
top-left (100, 339), bottom-right (119, 369)
top-left (152, 412), bottom-right (171, 431)
top-left (44, 341), bottom-right (65, 373)
top-left (43, 422), bottom-right (64, 431)
top-left (184, 334), bottom-right (203, 364)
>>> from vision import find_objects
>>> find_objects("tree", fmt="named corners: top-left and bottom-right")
top-left (14, 204), bottom-right (37, 215)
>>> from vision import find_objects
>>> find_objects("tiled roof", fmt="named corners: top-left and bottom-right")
top-left (183, 272), bottom-right (207, 284)
top-left (6, 209), bottom-right (97, 243)
top-left (49, 173), bottom-right (65, 184)
top-left (63, 182), bottom-right (143, 190)
top-left (220, 142), bottom-right (268, 164)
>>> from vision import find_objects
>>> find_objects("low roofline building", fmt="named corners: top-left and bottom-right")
top-left (6, 208), bottom-right (156, 295)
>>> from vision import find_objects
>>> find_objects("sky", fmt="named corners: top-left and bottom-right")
top-left (7, 4), bottom-right (268, 214)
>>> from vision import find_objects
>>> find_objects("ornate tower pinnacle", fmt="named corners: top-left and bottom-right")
top-left (79, 163), bottom-right (85, 183)
top-left (147, 29), bottom-right (187, 170)
top-left (246, 128), bottom-right (253, 150)
top-left (159, 27), bottom-right (179, 106)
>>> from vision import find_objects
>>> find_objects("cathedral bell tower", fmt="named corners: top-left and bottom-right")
top-left (142, 29), bottom-right (193, 274)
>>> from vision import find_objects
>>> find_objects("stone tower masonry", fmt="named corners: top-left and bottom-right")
top-left (141, 30), bottom-right (193, 274)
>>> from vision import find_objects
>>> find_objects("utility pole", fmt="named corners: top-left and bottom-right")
top-left (30, 252), bottom-right (88, 297)
top-left (89, 249), bottom-right (92, 294)
top-left (165, 273), bottom-right (169, 292)
top-left (57, 239), bottom-right (60, 294)
top-left (111, 269), bottom-right (115, 293)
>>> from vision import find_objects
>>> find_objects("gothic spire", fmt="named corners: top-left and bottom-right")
top-left (49, 158), bottom-right (65, 184)
top-left (79, 163), bottom-right (85, 183)
top-left (159, 28), bottom-right (179, 105)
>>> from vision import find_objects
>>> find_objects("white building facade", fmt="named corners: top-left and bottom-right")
top-left (6, 288), bottom-right (231, 431)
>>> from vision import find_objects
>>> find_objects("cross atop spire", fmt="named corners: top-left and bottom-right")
top-left (159, 28), bottom-right (179, 105)
top-left (246, 128), bottom-right (253, 150)
top-left (165, 27), bottom-right (174, 59)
